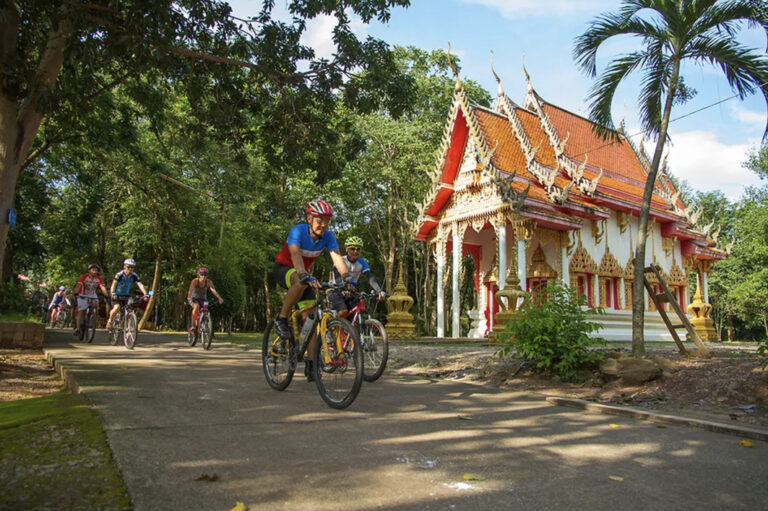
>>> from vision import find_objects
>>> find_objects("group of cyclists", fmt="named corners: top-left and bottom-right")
top-left (43, 198), bottom-right (383, 372)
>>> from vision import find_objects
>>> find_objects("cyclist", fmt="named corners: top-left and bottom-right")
top-left (272, 199), bottom-right (354, 380)
top-left (186, 267), bottom-right (224, 334)
top-left (329, 236), bottom-right (386, 318)
top-left (48, 286), bottom-right (71, 326)
top-left (106, 258), bottom-right (149, 332)
top-left (73, 264), bottom-right (108, 336)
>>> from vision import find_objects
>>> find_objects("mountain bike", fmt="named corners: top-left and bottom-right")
top-left (76, 297), bottom-right (99, 343)
top-left (109, 293), bottom-right (152, 350)
top-left (188, 301), bottom-right (214, 350)
top-left (54, 305), bottom-right (69, 329)
top-left (262, 282), bottom-right (362, 409)
top-left (346, 291), bottom-right (389, 382)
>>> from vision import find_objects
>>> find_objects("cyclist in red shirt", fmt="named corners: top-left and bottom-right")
top-left (73, 263), bottom-right (108, 335)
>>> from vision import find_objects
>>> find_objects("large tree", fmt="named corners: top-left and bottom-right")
top-left (0, 0), bottom-right (412, 276)
top-left (574, 0), bottom-right (768, 355)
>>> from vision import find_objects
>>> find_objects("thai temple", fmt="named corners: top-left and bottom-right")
top-left (412, 62), bottom-right (726, 341)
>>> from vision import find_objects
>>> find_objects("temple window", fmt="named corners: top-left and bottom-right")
top-left (527, 245), bottom-right (557, 304)
top-left (569, 244), bottom-right (598, 308)
top-left (599, 252), bottom-right (623, 310)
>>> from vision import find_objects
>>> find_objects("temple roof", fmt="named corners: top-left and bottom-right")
top-left (413, 75), bottom-right (724, 261)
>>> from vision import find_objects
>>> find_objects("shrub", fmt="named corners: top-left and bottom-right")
top-left (0, 281), bottom-right (31, 314)
top-left (758, 340), bottom-right (768, 370)
top-left (496, 282), bottom-right (605, 381)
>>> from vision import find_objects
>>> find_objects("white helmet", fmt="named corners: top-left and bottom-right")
top-left (123, 258), bottom-right (136, 266)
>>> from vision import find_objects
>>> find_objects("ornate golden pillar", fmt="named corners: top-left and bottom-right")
top-left (490, 242), bottom-right (530, 343)
top-left (386, 262), bottom-right (416, 339)
top-left (688, 263), bottom-right (717, 341)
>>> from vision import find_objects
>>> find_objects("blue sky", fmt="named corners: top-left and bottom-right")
top-left (228, 0), bottom-right (768, 200)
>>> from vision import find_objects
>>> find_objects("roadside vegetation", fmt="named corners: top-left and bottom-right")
top-left (0, 392), bottom-right (131, 510)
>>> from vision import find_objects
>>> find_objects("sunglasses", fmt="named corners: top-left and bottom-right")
top-left (125, 265), bottom-right (134, 269)
top-left (348, 247), bottom-right (361, 251)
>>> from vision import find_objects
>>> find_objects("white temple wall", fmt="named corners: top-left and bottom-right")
top-left (462, 225), bottom-right (496, 276)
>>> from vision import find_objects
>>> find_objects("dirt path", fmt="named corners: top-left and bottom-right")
top-left (388, 343), bottom-right (768, 429)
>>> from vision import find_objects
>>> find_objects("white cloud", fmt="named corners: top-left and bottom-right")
top-left (301, 12), bottom-right (370, 60)
top-left (666, 131), bottom-right (761, 200)
top-left (729, 104), bottom-right (766, 129)
top-left (461, 0), bottom-right (616, 19)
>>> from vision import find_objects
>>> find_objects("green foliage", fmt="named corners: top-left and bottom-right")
top-left (758, 341), bottom-right (768, 369)
top-left (497, 283), bottom-right (605, 382)
top-left (0, 281), bottom-right (32, 315)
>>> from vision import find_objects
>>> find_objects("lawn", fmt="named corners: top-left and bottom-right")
top-left (0, 392), bottom-right (132, 509)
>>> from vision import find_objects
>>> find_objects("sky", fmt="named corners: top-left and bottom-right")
top-left (227, 0), bottom-right (768, 201)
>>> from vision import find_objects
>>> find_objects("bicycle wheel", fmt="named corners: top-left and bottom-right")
top-left (262, 319), bottom-right (296, 391)
top-left (201, 314), bottom-right (213, 350)
top-left (123, 311), bottom-right (138, 350)
top-left (187, 319), bottom-right (197, 347)
top-left (361, 318), bottom-right (388, 382)
top-left (313, 317), bottom-right (363, 409)
top-left (109, 311), bottom-right (121, 346)
top-left (86, 309), bottom-right (97, 343)
top-left (56, 310), bottom-right (67, 329)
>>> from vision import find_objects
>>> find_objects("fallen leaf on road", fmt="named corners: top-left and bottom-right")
top-left (656, 425), bottom-right (667, 429)
top-left (119, 366), bottom-right (128, 370)
top-left (230, 502), bottom-right (247, 511)
top-left (196, 473), bottom-right (219, 481)
top-left (739, 439), bottom-right (754, 448)
top-left (457, 415), bottom-right (473, 421)
top-left (463, 473), bottom-right (485, 481)
top-left (609, 424), bottom-right (620, 429)
top-left (608, 476), bottom-right (624, 482)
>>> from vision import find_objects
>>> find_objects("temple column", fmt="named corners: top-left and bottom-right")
top-left (498, 222), bottom-right (507, 297)
top-left (452, 222), bottom-right (461, 338)
top-left (618, 277), bottom-right (626, 309)
top-left (517, 239), bottom-right (527, 296)
top-left (702, 269), bottom-right (709, 304)
top-left (560, 241), bottom-right (570, 286)
top-left (513, 221), bottom-right (532, 306)
top-left (436, 235), bottom-right (445, 338)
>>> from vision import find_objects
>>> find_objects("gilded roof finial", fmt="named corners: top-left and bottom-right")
top-left (522, 53), bottom-right (533, 94)
top-left (490, 50), bottom-right (504, 97)
top-left (445, 42), bottom-right (461, 91)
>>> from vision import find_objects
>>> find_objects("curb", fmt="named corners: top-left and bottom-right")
top-left (547, 396), bottom-right (768, 442)
top-left (45, 350), bottom-right (82, 396)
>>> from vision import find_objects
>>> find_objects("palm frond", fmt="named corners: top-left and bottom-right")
top-left (585, 51), bottom-right (649, 138)
top-left (573, 7), bottom-right (660, 76)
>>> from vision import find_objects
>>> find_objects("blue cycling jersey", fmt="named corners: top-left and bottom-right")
top-left (113, 270), bottom-right (141, 296)
top-left (275, 224), bottom-right (339, 271)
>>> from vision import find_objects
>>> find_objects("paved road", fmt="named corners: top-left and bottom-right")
top-left (44, 330), bottom-right (768, 511)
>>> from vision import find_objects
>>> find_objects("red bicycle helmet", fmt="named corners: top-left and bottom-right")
top-left (197, 267), bottom-right (209, 276)
top-left (304, 199), bottom-right (334, 218)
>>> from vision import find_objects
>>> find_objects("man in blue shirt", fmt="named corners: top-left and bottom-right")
top-left (329, 235), bottom-right (385, 318)
top-left (272, 200), bottom-right (353, 380)
top-left (106, 258), bottom-right (148, 332)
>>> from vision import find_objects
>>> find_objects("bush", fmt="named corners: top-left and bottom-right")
top-left (758, 340), bottom-right (768, 370)
top-left (496, 282), bottom-right (605, 382)
top-left (0, 281), bottom-right (32, 315)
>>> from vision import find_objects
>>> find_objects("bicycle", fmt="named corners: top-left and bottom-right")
top-left (109, 293), bottom-right (152, 350)
top-left (346, 291), bottom-right (389, 382)
top-left (188, 301), bottom-right (214, 350)
top-left (54, 306), bottom-right (69, 329)
top-left (76, 297), bottom-right (99, 343)
top-left (262, 282), bottom-right (362, 409)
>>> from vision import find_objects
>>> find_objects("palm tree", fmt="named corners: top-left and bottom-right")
top-left (574, 0), bottom-right (768, 356)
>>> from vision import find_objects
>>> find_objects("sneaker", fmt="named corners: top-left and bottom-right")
top-left (274, 317), bottom-right (291, 339)
top-left (304, 358), bottom-right (315, 382)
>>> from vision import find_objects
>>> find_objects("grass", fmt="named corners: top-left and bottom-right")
top-left (0, 311), bottom-right (42, 323)
top-left (0, 392), bottom-right (132, 510)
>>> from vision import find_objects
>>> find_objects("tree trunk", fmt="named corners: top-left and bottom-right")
top-left (138, 253), bottom-right (162, 331)
top-left (631, 58), bottom-right (681, 357)
top-left (727, 313), bottom-right (734, 342)
top-left (0, 10), bottom-right (70, 272)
